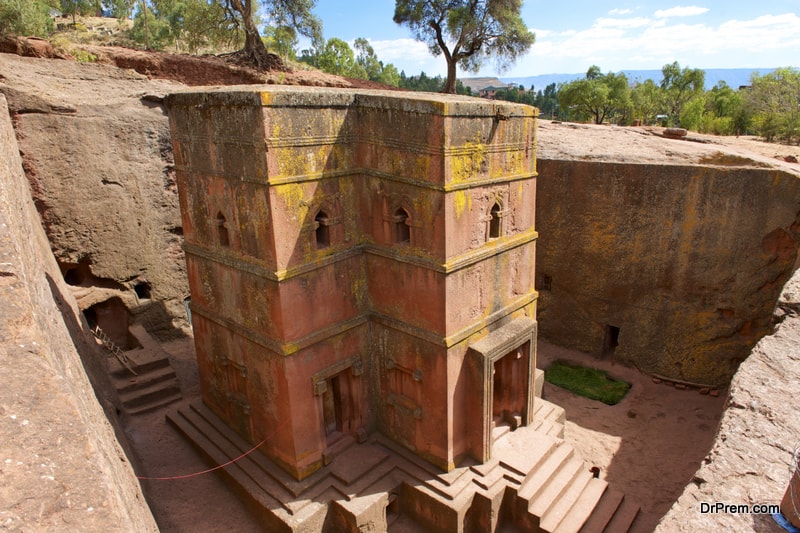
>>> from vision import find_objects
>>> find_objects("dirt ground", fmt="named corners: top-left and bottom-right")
top-left (537, 341), bottom-right (727, 533)
top-left (123, 335), bottom-right (727, 532)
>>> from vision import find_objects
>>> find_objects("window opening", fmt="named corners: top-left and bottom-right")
top-left (489, 203), bottom-right (502, 239)
top-left (315, 211), bottom-right (330, 249)
top-left (394, 208), bottom-right (410, 244)
top-left (216, 212), bottom-right (229, 248)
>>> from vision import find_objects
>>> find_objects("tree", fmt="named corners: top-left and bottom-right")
top-left (745, 68), bottom-right (800, 143)
top-left (0, 0), bottom-right (55, 36)
top-left (630, 78), bottom-right (663, 125)
top-left (221, 0), bottom-right (320, 69)
top-left (660, 61), bottom-right (705, 127)
top-left (131, 2), bottom-right (170, 48)
top-left (61, 0), bottom-right (101, 24)
top-left (378, 62), bottom-right (400, 87)
top-left (313, 37), bottom-right (366, 78)
top-left (393, 0), bottom-right (534, 93)
top-left (263, 25), bottom-right (296, 59)
top-left (103, 0), bottom-right (135, 19)
top-left (534, 82), bottom-right (559, 118)
top-left (558, 66), bottom-right (631, 124)
top-left (701, 81), bottom-right (746, 135)
top-left (354, 38), bottom-right (382, 81)
top-left (352, 37), bottom-right (402, 86)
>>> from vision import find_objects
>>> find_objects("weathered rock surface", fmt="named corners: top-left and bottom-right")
top-left (0, 93), bottom-right (157, 531)
top-left (655, 268), bottom-right (800, 532)
top-left (0, 53), bottom-right (189, 336)
top-left (536, 120), bottom-right (800, 385)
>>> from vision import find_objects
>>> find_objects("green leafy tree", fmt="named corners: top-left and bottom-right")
top-left (103, 0), bottom-right (135, 19)
top-left (679, 94), bottom-right (706, 131)
top-left (354, 37), bottom-right (382, 81)
top-left (393, 0), bottom-right (535, 93)
top-left (378, 62), bottom-right (400, 87)
top-left (399, 70), bottom-right (444, 92)
top-left (221, 0), bottom-right (321, 69)
top-left (352, 37), bottom-right (402, 86)
top-left (131, 2), bottom-right (170, 48)
top-left (630, 78), bottom-right (663, 125)
top-left (558, 66), bottom-right (631, 124)
top-left (534, 82), bottom-right (559, 118)
top-left (0, 0), bottom-right (55, 36)
top-left (660, 61), bottom-right (705, 127)
top-left (263, 25), bottom-right (296, 59)
top-left (700, 81), bottom-right (747, 135)
top-left (183, 0), bottom-right (235, 52)
top-left (745, 68), bottom-right (800, 143)
top-left (61, 0), bottom-right (101, 24)
top-left (313, 37), bottom-right (366, 78)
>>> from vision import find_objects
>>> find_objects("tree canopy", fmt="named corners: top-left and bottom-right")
top-left (558, 66), bottom-right (631, 124)
top-left (0, 0), bottom-right (56, 36)
top-left (222, 0), bottom-right (321, 68)
top-left (745, 68), bottom-right (800, 143)
top-left (393, 0), bottom-right (534, 93)
top-left (660, 61), bottom-right (705, 127)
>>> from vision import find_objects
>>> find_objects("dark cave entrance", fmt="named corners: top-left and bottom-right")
top-left (602, 325), bottom-right (620, 358)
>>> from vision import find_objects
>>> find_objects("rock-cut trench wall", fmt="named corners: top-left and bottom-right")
top-left (536, 158), bottom-right (800, 386)
top-left (0, 94), bottom-right (157, 531)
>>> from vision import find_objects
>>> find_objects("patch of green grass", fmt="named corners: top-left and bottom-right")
top-left (545, 360), bottom-right (631, 405)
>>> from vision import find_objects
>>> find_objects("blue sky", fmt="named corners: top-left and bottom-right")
top-left (299, 1), bottom-right (799, 77)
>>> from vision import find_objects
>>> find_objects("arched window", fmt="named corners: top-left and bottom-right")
top-left (216, 212), bottom-right (229, 248)
top-left (488, 203), bottom-right (502, 239)
top-left (394, 208), bottom-right (410, 244)
top-left (315, 210), bottom-right (330, 249)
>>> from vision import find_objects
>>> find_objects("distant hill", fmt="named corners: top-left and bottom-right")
top-left (460, 77), bottom-right (508, 92)
top-left (500, 68), bottom-right (778, 91)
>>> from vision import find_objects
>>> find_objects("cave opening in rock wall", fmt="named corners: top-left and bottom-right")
top-left (602, 324), bottom-right (620, 358)
top-left (134, 281), bottom-right (152, 300)
top-left (83, 297), bottom-right (140, 350)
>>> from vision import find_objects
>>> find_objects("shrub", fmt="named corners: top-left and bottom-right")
top-left (0, 0), bottom-right (53, 37)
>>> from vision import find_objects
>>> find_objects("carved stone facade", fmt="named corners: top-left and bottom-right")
top-left (165, 87), bottom-right (538, 481)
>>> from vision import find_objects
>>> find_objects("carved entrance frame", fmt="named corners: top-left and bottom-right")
top-left (468, 317), bottom-right (536, 463)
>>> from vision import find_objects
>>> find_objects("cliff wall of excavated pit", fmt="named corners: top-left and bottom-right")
top-left (4, 63), bottom-right (188, 336)
top-left (0, 94), bottom-right (157, 531)
top-left (536, 158), bottom-right (800, 386)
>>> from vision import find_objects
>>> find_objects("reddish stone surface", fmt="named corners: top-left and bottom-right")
top-left (166, 87), bottom-right (538, 480)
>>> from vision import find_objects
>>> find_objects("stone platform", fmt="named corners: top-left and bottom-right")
top-left (166, 398), bottom-right (640, 532)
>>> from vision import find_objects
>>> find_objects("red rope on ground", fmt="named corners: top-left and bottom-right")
top-left (137, 436), bottom-right (268, 481)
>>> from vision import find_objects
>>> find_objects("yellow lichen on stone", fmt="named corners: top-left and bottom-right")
top-left (450, 140), bottom-right (487, 184)
top-left (452, 189), bottom-right (471, 219)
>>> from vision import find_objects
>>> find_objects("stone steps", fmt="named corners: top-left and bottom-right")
top-left (110, 345), bottom-right (181, 415)
top-left (164, 394), bottom-right (639, 533)
top-left (510, 398), bottom-right (639, 533)
top-left (579, 488), bottom-right (640, 533)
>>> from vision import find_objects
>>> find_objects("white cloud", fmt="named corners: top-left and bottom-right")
top-left (506, 11), bottom-right (800, 76)
top-left (609, 8), bottom-right (632, 15)
top-left (595, 17), bottom-right (651, 29)
top-left (655, 6), bottom-right (710, 18)
top-left (368, 38), bottom-right (432, 63)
